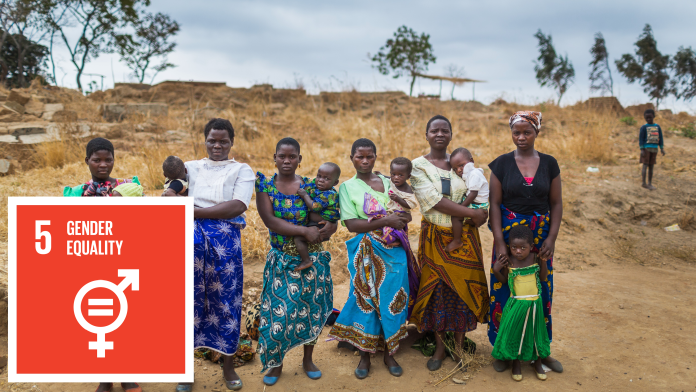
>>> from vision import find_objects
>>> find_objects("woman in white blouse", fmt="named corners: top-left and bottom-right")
top-left (178, 118), bottom-right (255, 392)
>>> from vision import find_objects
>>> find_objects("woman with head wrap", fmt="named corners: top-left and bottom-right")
top-left (488, 111), bottom-right (564, 377)
top-left (409, 115), bottom-right (490, 372)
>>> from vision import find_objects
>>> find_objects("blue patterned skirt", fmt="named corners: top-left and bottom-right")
top-left (327, 232), bottom-right (410, 354)
top-left (488, 205), bottom-right (554, 345)
top-left (193, 217), bottom-right (245, 355)
top-left (257, 248), bottom-right (334, 371)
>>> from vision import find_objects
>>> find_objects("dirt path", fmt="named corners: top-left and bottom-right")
top-left (2, 137), bottom-right (696, 391)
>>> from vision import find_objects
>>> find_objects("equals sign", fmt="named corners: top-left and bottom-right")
top-left (88, 299), bottom-right (113, 316)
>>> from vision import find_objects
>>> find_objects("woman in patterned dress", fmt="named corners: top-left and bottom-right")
top-left (255, 137), bottom-right (338, 386)
top-left (409, 115), bottom-right (490, 371)
top-left (327, 138), bottom-right (413, 379)
top-left (488, 111), bottom-right (563, 374)
top-left (179, 118), bottom-right (256, 391)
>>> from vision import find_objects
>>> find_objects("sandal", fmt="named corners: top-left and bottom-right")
top-left (121, 383), bottom-right (142, 392)
top-left (95, 383), bottom-right (113, 392)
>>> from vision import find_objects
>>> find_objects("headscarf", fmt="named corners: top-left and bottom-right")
top-left (509, 111), bottom-right (542, 133)
top-left (113, 183), bottom-right (144, 197)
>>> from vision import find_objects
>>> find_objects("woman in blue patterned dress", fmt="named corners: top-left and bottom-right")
top-left (178, 118), bottom-right (255, 392)
top-left (255, 137), bottom-right (338, 386)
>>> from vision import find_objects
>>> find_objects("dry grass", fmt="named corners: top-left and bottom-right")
top-left (0, 91), bottom-right (666, 295)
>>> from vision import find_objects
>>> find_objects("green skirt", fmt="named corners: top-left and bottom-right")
top-left (490, 296), bottom-right (550, 361)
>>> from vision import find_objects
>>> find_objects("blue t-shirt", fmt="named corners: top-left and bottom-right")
top-left (639, 123), bottom-right (663, 149)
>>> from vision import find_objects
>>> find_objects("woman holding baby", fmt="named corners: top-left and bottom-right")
top-left (409, 115), bottom-right (490, 371)
top-left (255, 137), bottom-right (339, 386)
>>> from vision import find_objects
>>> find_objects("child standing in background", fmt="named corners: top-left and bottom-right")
top-left (639, 109), bottom-right (665, 190)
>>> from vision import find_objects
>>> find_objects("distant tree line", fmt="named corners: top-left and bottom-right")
top-left (534, 24), bottom-right (696, 108)
top-left (0, 0), bottom-right (179, 91)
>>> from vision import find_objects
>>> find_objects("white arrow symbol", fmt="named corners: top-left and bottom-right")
top-left (117, 269), bottom-right (139, 291)
top-left (74, 269), bottom-right (140, 358)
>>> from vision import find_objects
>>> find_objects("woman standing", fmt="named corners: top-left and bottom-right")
top-left (327, 138), bottom-right (412, 379)
top-left (410, 115), bottom-right (490, 371)
top-left (488, 111), bottom-right (563, 374)
top-left (255, 137), bottom-right (337, 386)
top-left (180, 118), bottom-right (255, 391)
top-left (65, 137), bottom-right (142, 392)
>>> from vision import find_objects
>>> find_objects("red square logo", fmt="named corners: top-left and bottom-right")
top-left (8, 198), bottom-right (194, 383)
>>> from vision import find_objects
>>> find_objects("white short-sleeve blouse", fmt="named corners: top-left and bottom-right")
top-left (185, 158), bottom-right (255, 212)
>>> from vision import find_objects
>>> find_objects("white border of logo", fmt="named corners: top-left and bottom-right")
top-left (8, 197), bottom-right (194, 383)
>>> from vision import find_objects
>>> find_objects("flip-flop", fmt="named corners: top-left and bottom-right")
top-left (263, 375), bottom-right (279, 386)
top-left (95, 383), bottom-right (113, 392)
top-left (542, 358), bottom-right (564, 373)
top-left (354, 367), bottom-right (369, 379)
top-left (121, 383), bottom-right (142, 392)
top-left (175, 384), bottom-right (192, 392)
top-left (426, 358), bottom-right (442, 371)
top-left (492, 359), bottom-right (508, 372)
top-left (224, 378), bottom-right (243, 390)
top-left (304, 368), bottom-right (322, 380)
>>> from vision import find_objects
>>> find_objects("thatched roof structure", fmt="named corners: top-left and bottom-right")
top-left (412, 72), bottom-right (486, 85)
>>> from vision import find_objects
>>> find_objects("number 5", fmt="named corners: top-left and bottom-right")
top-left (35, 220), bottom-right (51, 254)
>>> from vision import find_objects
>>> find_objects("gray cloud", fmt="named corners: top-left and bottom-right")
top-left (58, 0), bottom-right (696, 112)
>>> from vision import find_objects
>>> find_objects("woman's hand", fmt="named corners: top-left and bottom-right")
top-left (385, 213), bottom-right (408, 230)
top-left (318, 221), bottom-right (338, 241)
top-left (495, 242), bottom-right (509, 266)
top-left (470, 208), bottom-right (488, 227)
top-left (539, 238), bottom-right (555, 261)
top-left (493, 257), bottom-right (508, 272)
top-left (303, 226), bottom-right (322, 244)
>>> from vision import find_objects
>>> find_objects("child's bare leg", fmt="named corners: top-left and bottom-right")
top-left (647, 164), bottom-right (656, 189)
top-left (534, 357), bottom-right (545, 374)
top-left (445, 217), bottom-right (464, 253)
top-left (512, 359), bottom-right (521, 375)
top-left (294, 236), bottom-right (313, 271)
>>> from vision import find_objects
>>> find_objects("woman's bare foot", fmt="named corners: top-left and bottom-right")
top-left (432, 332), bottom-right (447, 361)
top-left (445, 239), bottom-right (464, 253)
top-left (223, 355), bottom-right (240, 381)
top-left (294, 258), bottom-right (313, 271)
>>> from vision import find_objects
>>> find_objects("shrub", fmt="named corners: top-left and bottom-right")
top-left (620, 116), bottom-right (636, 126)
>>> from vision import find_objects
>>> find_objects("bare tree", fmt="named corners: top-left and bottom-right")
top-left (589, 32), bottom-right (613, 96)
top-left (39, 0), bottom-right (150, 91)
top-left (445, 64), bottom-right (464, 100)
top-left (0, 0), bottom-right (51, 87)
top-left (114, 11), bottom-right (179, 84)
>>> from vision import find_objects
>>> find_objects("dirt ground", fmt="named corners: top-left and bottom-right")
top-left (1, 136), bottom-right (695, 391)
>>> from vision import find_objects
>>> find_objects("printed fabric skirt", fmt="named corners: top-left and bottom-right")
top-left (488, 205), bottom-right (554, 346)
top-left (410, 220), bottom-right (490, 331)
top-left (194, 217), bottom-right (245, 355)
top-left (491, 265), bottom-right (551, 361)
top-left (257, 248), bottom-right (334, 371)
top-left (327, 232), bottom-right (410, 354)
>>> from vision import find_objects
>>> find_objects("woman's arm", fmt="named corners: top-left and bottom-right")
top-left (489, 173), bottom-right (509, 266)
top-left (343, 214), bottom-right (407, 233)
top-left (431, 198), bottom-right (488, 227)
top-left (194, 200), bottom-right (247, 220)
top-left (256, 192), bottom-right (321, 243)
top-left (539, 175), bottom-right (562, 261)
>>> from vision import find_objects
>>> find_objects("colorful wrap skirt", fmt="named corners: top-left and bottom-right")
top-left (257, 248), bottom-right (334, 371)
top-left (194, 217), bottom-right (245, 355)
top-left (491, 264), bottom-right (551, 361)
top-left (410, 219), bottom-right (490, 331)
top-left (488, 205), bottom-right (554, 345)
top-left (327, 231), bottom-right (410, 354)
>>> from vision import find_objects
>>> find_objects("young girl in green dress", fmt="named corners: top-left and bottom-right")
top-left (491, 225), bottom-right (551, 382)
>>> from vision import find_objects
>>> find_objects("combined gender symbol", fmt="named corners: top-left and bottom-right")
top-left (73, 269), bottom-right (139, 358)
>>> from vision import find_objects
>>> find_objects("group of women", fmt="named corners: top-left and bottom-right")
top-left (72, 112), bottom-right (563, 391)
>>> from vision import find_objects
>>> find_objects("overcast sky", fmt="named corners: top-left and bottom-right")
top-left (52, 0), bottom-right (696, 113)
